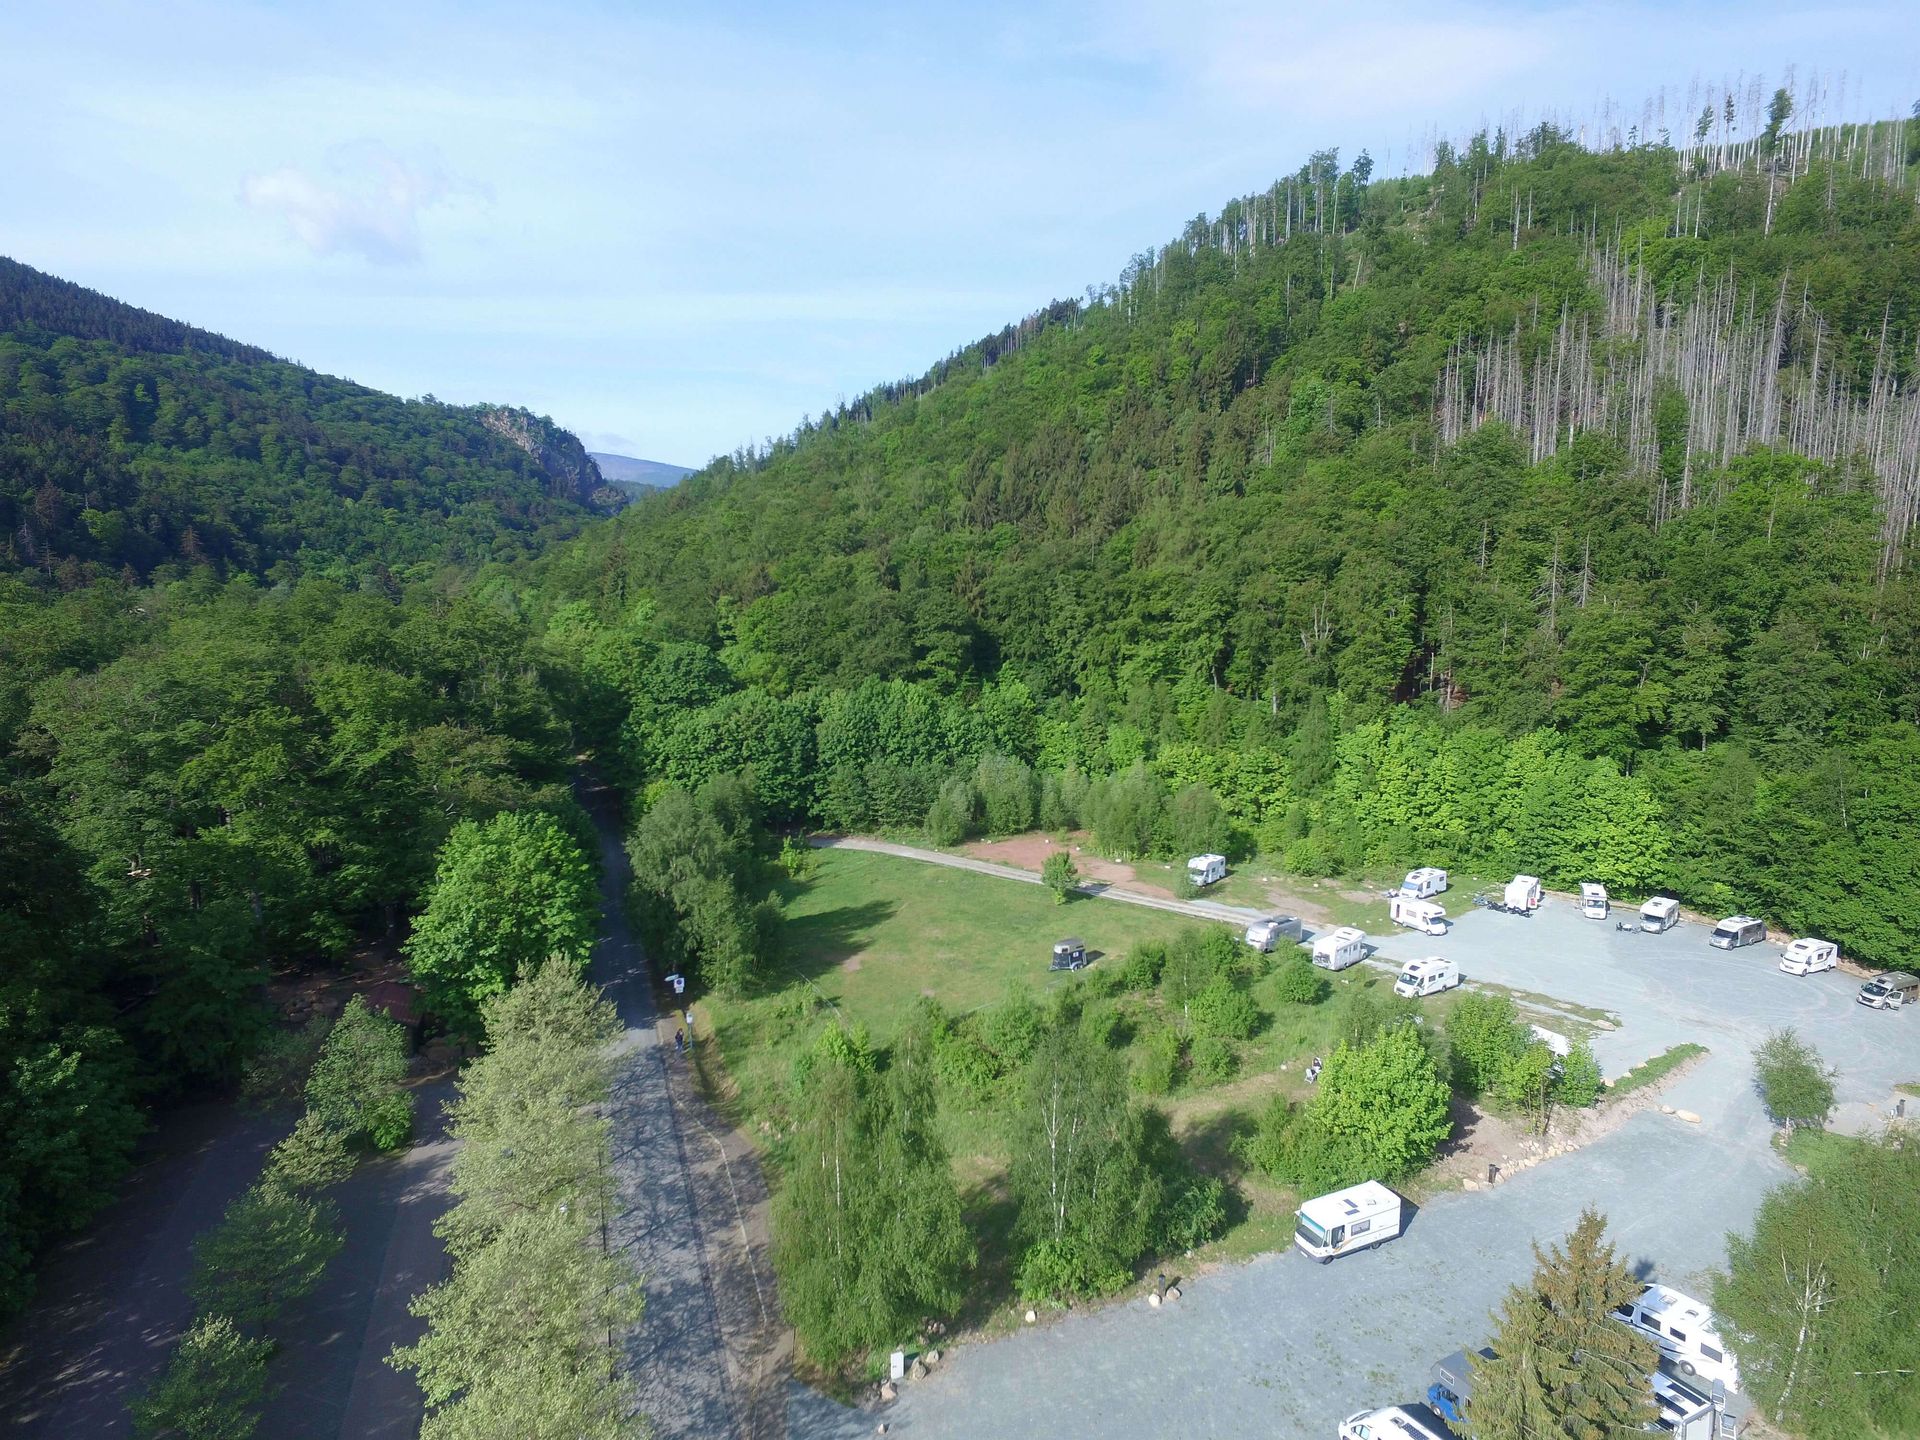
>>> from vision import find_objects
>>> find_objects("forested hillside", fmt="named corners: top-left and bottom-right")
top-left (0, 256), bottom-right (617, 585)
top-left (0, 266), bottom-right (609, 1320)
top-left (539, 112), bottom-right (1920, 976)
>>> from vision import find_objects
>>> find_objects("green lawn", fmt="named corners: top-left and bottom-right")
top-left (699, 848), bottom-right (1485, 1281)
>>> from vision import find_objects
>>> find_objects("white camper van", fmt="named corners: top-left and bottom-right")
top-left (1311, 926), bottom-right (1368, 971)
top-left (1337, 1404), bottom-right (1455, 1440)
top-left (1613, 1284), bottom-right (1741, 1393)
top-left (1399, 866), bottom-right (1449, 900)
top-left (1640, 896), bottom-right (1681, 933)
top-left (1244, 915), bottom-right (1304, 953)
top-left (1579, 882), bottom-right (1609, 919)
top-left (1394, 957), bottom-right (1461, 998)
top-left (1709, 915), bottom-right (1765, 950)
top-left (1779, 937), bottom-right (1839, 975)
top-left (1388, 895), bottom-right (1449, 936)
top-left (1295, 1180), bottom-right (1402, 1264)
top-left (1503, 874), bottom-right (1542, 911)
top-left (1187, 853), bottom-right (1226, 888)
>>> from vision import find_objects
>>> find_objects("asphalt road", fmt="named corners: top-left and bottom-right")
top-left (584, 780), bottom-right (750, 1440)
top-left (0, 1102), bottom-right (282, 1437)
top-left (786, 890), bottom-right (1920, 1440)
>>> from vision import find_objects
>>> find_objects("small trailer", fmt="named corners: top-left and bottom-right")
top-left (1394, 957), bottom-right (1461, 999)
top-left (1613, 1284), bottom-right (1742, 1393)
top-left (1779, 938), bottom-right (1839, 975)
top-left (1311, 925), bottom-right (1368, 971)
top-left (1503, 875), bottom-right (1542, 911)
top-left (1399, 866), bottom-right (1450, 900)
top-left (1243, 915), bottom-right (1304, 952)
top-left (1640, 896), bottom-right (1681, 933)
top-left (1337, 1404), bottom-right (1456, 1440)
top-left (1049, 938), bottom-right (1087, 971)
top-left (1579, 882), bottom-right (1609, 919)
top-left (1857, 971), bottom-right (1919, 1011)
top-left (1389, 895), bottom-right (1449, 936)
top-left (1186, 853), bottom-right (1227, 888)
top-left (1295, 1180), bottom-right (1403, 1264)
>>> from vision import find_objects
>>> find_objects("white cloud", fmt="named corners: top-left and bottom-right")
top-left (242, 143), bottom-right (472, 264)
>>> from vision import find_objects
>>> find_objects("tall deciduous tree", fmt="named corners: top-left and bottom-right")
top-left (406, 812), bottom-right (598, 1035)
top-left (304, 996), bottom-right (414, 1150)
top-left (131, 1314), bottom-right (271, 1440)
top-left (772, 1026), bottom-right (973, 1365)
top-left (187, 1181), bottom-right (343, 1328)
top-left (1308, 1022), bottom-right (1452, 1178)
top-left (1752, 1028), bottom-right (1834, 1133)
top-left (1008, 1020), bottom-right (1162, 1300)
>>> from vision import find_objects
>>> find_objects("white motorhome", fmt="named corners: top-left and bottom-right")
top-left (1613, 1284), bottom-right (1741, 1393)
top-left (1311, 926), bottom-right (1368, 971)
top-left (1640, 896), bottom-right (1682, 933)
top-left (1295, 1180), bottom-right (1402, 1264)
top-left (1580, 882), bottom-right (1609, 919)
top-left (1187, 853), bottom-right (1226, 887)
top-left (1400, 866), bottom-right (1449, 899)
top-left (1337, 1404), bottom-right (1455, 1440)
top-left (1394, 957), bottom-right (1461, 998)
top-left (1388, 895), bottom-right (1449, 936)
top-left (1244, 915), bottom-right (1304, 953)
top-left (1709, 915), bottom-right (1765, 950)
top-left (1503, 874), bottom-right (1542, 911)
top-left (1779, 937), bottom-right (1839, 975)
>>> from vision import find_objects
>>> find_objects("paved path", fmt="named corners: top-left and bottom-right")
top-left (810, 835), bottom-right (1267, 928)
top-left (787, 894), bottom-right (1920, 1440)
top-left (0, 1102), bottom-right (282, 1437)
top-left (586, 779), bottom-right (785, 1440)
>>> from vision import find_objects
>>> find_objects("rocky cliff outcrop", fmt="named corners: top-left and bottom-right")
top-left (476, 406), bottom-right (624, 511)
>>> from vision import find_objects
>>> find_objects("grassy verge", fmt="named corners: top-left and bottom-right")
top-left (1897, 1082), bottom-right (1920, 1098)
top-left (1782, 1126), bottom-right (1869, 1174)
top-left (1605, 1042), bottom-right (1708, 1099)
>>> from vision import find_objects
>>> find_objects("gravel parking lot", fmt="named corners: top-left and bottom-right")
top-left (791, 896), bottom-right (1920, 1440)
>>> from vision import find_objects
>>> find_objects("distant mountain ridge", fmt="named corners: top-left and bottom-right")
top-left (0, 256), bottom-right (615, 582)
top-left (589, 452), bottom-right (694, 490)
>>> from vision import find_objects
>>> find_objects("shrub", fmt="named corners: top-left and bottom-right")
top-left (923, 777), bottom-right (978, 847)
top-left (1272, 960), bottom-right (1330, 1006)
top-left (1337, 987), bottom-right (1418, 1049)
top-left (1162, 783), bottom-right (1229, 859)
top-left (131, 1314), bottom-right (270, 1440)
top-left (982, 988), bottom-right (1046, 1069)
top-left (1238, 1097), bottom-right (1371, 1194)
top-left (777, 834), bottom-right (816, 880)
top-left (1189, 977), bottom-right (1260, 1042)
top-left (1131, 1026), bottom-right (1182, 1095)
top-left (1447, 991), bottom-right (1529, 1096)
top-left (1556, 1037), bottom-right (1605, 1108)
top-left (1041, 850), bottom-right (1079, 903)
top-left (1281, 834), bottom-right (1341, 877)
top-left (931, 1019), bottom-right (999, 1099)
top-left (1189, 1034), bottom-right (1237, 1085)
top-left (305, 996), bottom-right (413, 1151)
top-left (974, 754), bottom-right (1037, 836)
top-left (1120, 942), bottom-right (1167, 991)
top-left (240, 1017), bottom-right (332, 1109)
top-left (811, 1022), bottom-right (877, 1075)
top-left (1754, 1028), bottom-right (1836, 1133)
top-left (1158, 1176), bottom-right (1228, 1252)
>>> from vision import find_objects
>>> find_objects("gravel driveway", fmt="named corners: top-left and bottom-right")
top-left (789, 894), bottom-right (1920, 1440)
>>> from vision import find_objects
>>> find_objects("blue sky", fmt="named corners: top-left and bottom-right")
top-left (3, 2), bottom-right (1917, 467)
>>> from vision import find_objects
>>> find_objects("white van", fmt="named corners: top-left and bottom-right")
top-left (1640, 896), bottom-right (1681, 933)
top-left (1295, 1180), bottom-right (1402, 1264)
top-left (1400, 866), bottom-right (1449, 900)
top-left (1187, 853), bottom-right (1227, 887)
top-left (1311, 926), bottom-right (1368, 971)
top-left (1613, 1284), bottom-right (1741, 1393)
top-left (1779, 937), bottom-right (1839, 975)
top-left (1244, 915), bottom-right (1304, 953)
top-left (1580, 882), bottom-right (1609, 919)
top-left (1388, 895), bottom-right (1448, 936)
top-left (1709, 916), bottom-right (1765, 950)
top-left (1394, 957), bottom-right (1461, 998)
top-left (1337, 1404), bottom-right (1454, 1440)
top-left (1504, 875), bottom-right (1542, 911)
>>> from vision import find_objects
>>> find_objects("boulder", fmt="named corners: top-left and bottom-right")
top-left (1462, 1177), bottom-right (1480, 1191)
top-left (909, 1359), bottom-right (928, 1382)
top-left (925, 1349), bottom-right (941, 1366)
top-left (1674, 1108), bottom-right (1702, 1124)
top-left (1024, 1309), bottom-right (1037, 1324)
top-left (879, 1382), bottom-right (896, 1403)
top-left (1167, 1287), bottom-right (1181, 1302)
top-left (1148, 1292), bottom-right (1161, 1308)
